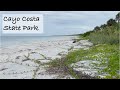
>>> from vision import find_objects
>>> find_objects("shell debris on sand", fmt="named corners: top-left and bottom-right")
top-left (71, 60), bottom-right (108, 78)
top-left (0, 36), bottom-right (94, 79)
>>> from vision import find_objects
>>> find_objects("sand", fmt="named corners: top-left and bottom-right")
top-left (0, 36), bottom-right (93, 79)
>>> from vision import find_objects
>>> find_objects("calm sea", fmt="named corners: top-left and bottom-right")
top-left (0, 36), bottom-right (74, 48)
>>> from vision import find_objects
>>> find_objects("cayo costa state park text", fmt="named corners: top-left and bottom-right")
top-left (2, 14), bottom-right (43, 34)
top-left (3, 16), bottom-right (39, 30)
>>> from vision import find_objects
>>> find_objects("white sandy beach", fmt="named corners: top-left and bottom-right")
top-left (0, 36), bottom-right (94, 79)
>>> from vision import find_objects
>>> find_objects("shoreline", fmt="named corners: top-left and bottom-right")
top-left (1, 35), bottom-right (107, 79)
top-left (0, 36), bottom-right (79, 79)
top-left (0, 35), bottom-right (76, 48)
top-left (0, 35), bottom-right (97, 79)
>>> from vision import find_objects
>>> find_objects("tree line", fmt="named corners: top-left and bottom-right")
top-left (82, 12), bottom-right (120, 37)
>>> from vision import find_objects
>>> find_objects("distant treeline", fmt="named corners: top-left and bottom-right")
top-left (81, 12), bottom-right (120, 45)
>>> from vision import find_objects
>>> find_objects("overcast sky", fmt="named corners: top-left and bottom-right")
top-left (0, 11), bottom-right (119, 36)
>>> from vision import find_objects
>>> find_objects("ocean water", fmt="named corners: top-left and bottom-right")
top-left (0, 36), bottom-right (74, 48)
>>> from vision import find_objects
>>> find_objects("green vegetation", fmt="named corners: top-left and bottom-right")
top-left (47, 12), bottom-right (120, 79)
top-left (48, 44), bottom-right (119, 78)
top-left (47, 57), bottom-right (80, 79)
top-left (86, 26), bottom-right (119, 45)
top-left (80, 12), bottom-right (120, 78)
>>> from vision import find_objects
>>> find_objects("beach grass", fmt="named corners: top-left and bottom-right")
top-left (46, 13), bottom-right (120, 79)
top-left (47, 44), bottom-right (119, 79)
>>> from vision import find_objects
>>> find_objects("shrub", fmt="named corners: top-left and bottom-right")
top-left (88, 26), bottom-right (119, 45)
